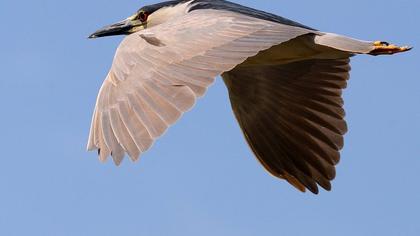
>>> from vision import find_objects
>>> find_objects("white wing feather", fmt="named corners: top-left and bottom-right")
top-left (87, 10), bottom-right (315, 164)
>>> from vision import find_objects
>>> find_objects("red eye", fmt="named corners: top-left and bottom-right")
top-left (139, 12), bottom-right (148, 22)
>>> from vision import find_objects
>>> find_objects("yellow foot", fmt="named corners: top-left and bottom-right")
top-left (370, 41), bottom-right (412, 56)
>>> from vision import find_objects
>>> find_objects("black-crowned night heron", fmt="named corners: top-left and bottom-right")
top-left (88, 0), bottom-right (411, 194)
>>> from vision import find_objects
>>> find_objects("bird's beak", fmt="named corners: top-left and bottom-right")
top-left (89, 18), bottom-right (144, 39)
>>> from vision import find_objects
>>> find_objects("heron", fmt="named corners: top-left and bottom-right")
top-left (88, 0), bottom-right (411, 194)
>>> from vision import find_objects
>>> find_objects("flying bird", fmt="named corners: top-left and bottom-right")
top-left (88, 0), bottom-right (411, 194)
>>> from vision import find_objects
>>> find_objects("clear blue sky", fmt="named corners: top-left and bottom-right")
top-left (0, 0), bottom-right (419, 235)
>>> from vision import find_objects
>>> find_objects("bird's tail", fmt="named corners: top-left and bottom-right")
top-left (314, 33), bottom-right (412, 55)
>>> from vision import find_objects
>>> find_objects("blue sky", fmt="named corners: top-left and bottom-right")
top-left (0, 0), bottom-right (419, 235)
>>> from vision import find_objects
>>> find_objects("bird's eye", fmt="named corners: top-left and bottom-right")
top-left (138, 11), bottom-right (148, 22)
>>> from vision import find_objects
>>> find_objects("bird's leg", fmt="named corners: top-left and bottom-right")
top-left (369, 41), bottom-right (412, 56)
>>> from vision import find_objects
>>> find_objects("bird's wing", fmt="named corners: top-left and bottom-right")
top-left (87, 10), bottom-right (316, 164)
top-left (222, 56), bottom-right (350, 194)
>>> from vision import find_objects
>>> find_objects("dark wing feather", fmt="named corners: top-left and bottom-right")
top-left (222, 59), bottom-right (350, 194)
top-left (188, 0), bottom-right (315, 30)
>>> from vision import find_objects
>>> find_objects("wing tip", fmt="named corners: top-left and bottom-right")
top-left (90, 147), bottom-right (144, 166)
top-left (87, 142), bottom-right (97, 151)
top-left (283, 172), bottom-right (337, 195)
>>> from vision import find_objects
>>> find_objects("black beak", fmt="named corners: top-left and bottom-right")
top-left (89, 19), bottom-right (134, 39)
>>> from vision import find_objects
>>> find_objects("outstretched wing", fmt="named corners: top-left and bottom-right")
top-left (87, 10), bottom-right (316, 164)
top-left (223, 57), bottom-right (351, 194)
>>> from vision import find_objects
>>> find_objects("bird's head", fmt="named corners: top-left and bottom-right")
top-left (89, 1), bottom-right (188, 39)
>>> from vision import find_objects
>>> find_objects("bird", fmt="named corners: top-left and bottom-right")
top-left (88, 0), bottom-right (411, 194)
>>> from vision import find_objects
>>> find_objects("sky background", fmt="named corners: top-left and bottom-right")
top-left (0, 0), bottom-right (419, 235)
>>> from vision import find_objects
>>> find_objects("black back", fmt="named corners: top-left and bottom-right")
top-left (139, 0), bottom-right (315, 30)
top-left (188, 0), bottom-right (315, 30)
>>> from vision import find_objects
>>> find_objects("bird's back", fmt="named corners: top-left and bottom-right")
top-left (183, 0), bottom-right (316, 30)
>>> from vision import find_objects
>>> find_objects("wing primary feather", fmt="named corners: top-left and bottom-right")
top-left (223, 56), bottom-right (351, 192)
top-left (136, 84), bottom-right (182, 125)
top-left (100, 111), bottom-right (124, 162)
top-left (118, 100), bottom-right (153, 158)
top-left (127, 92), bottom-right (168, 138)
top-left (108, 106), bottom-right (140, 165)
